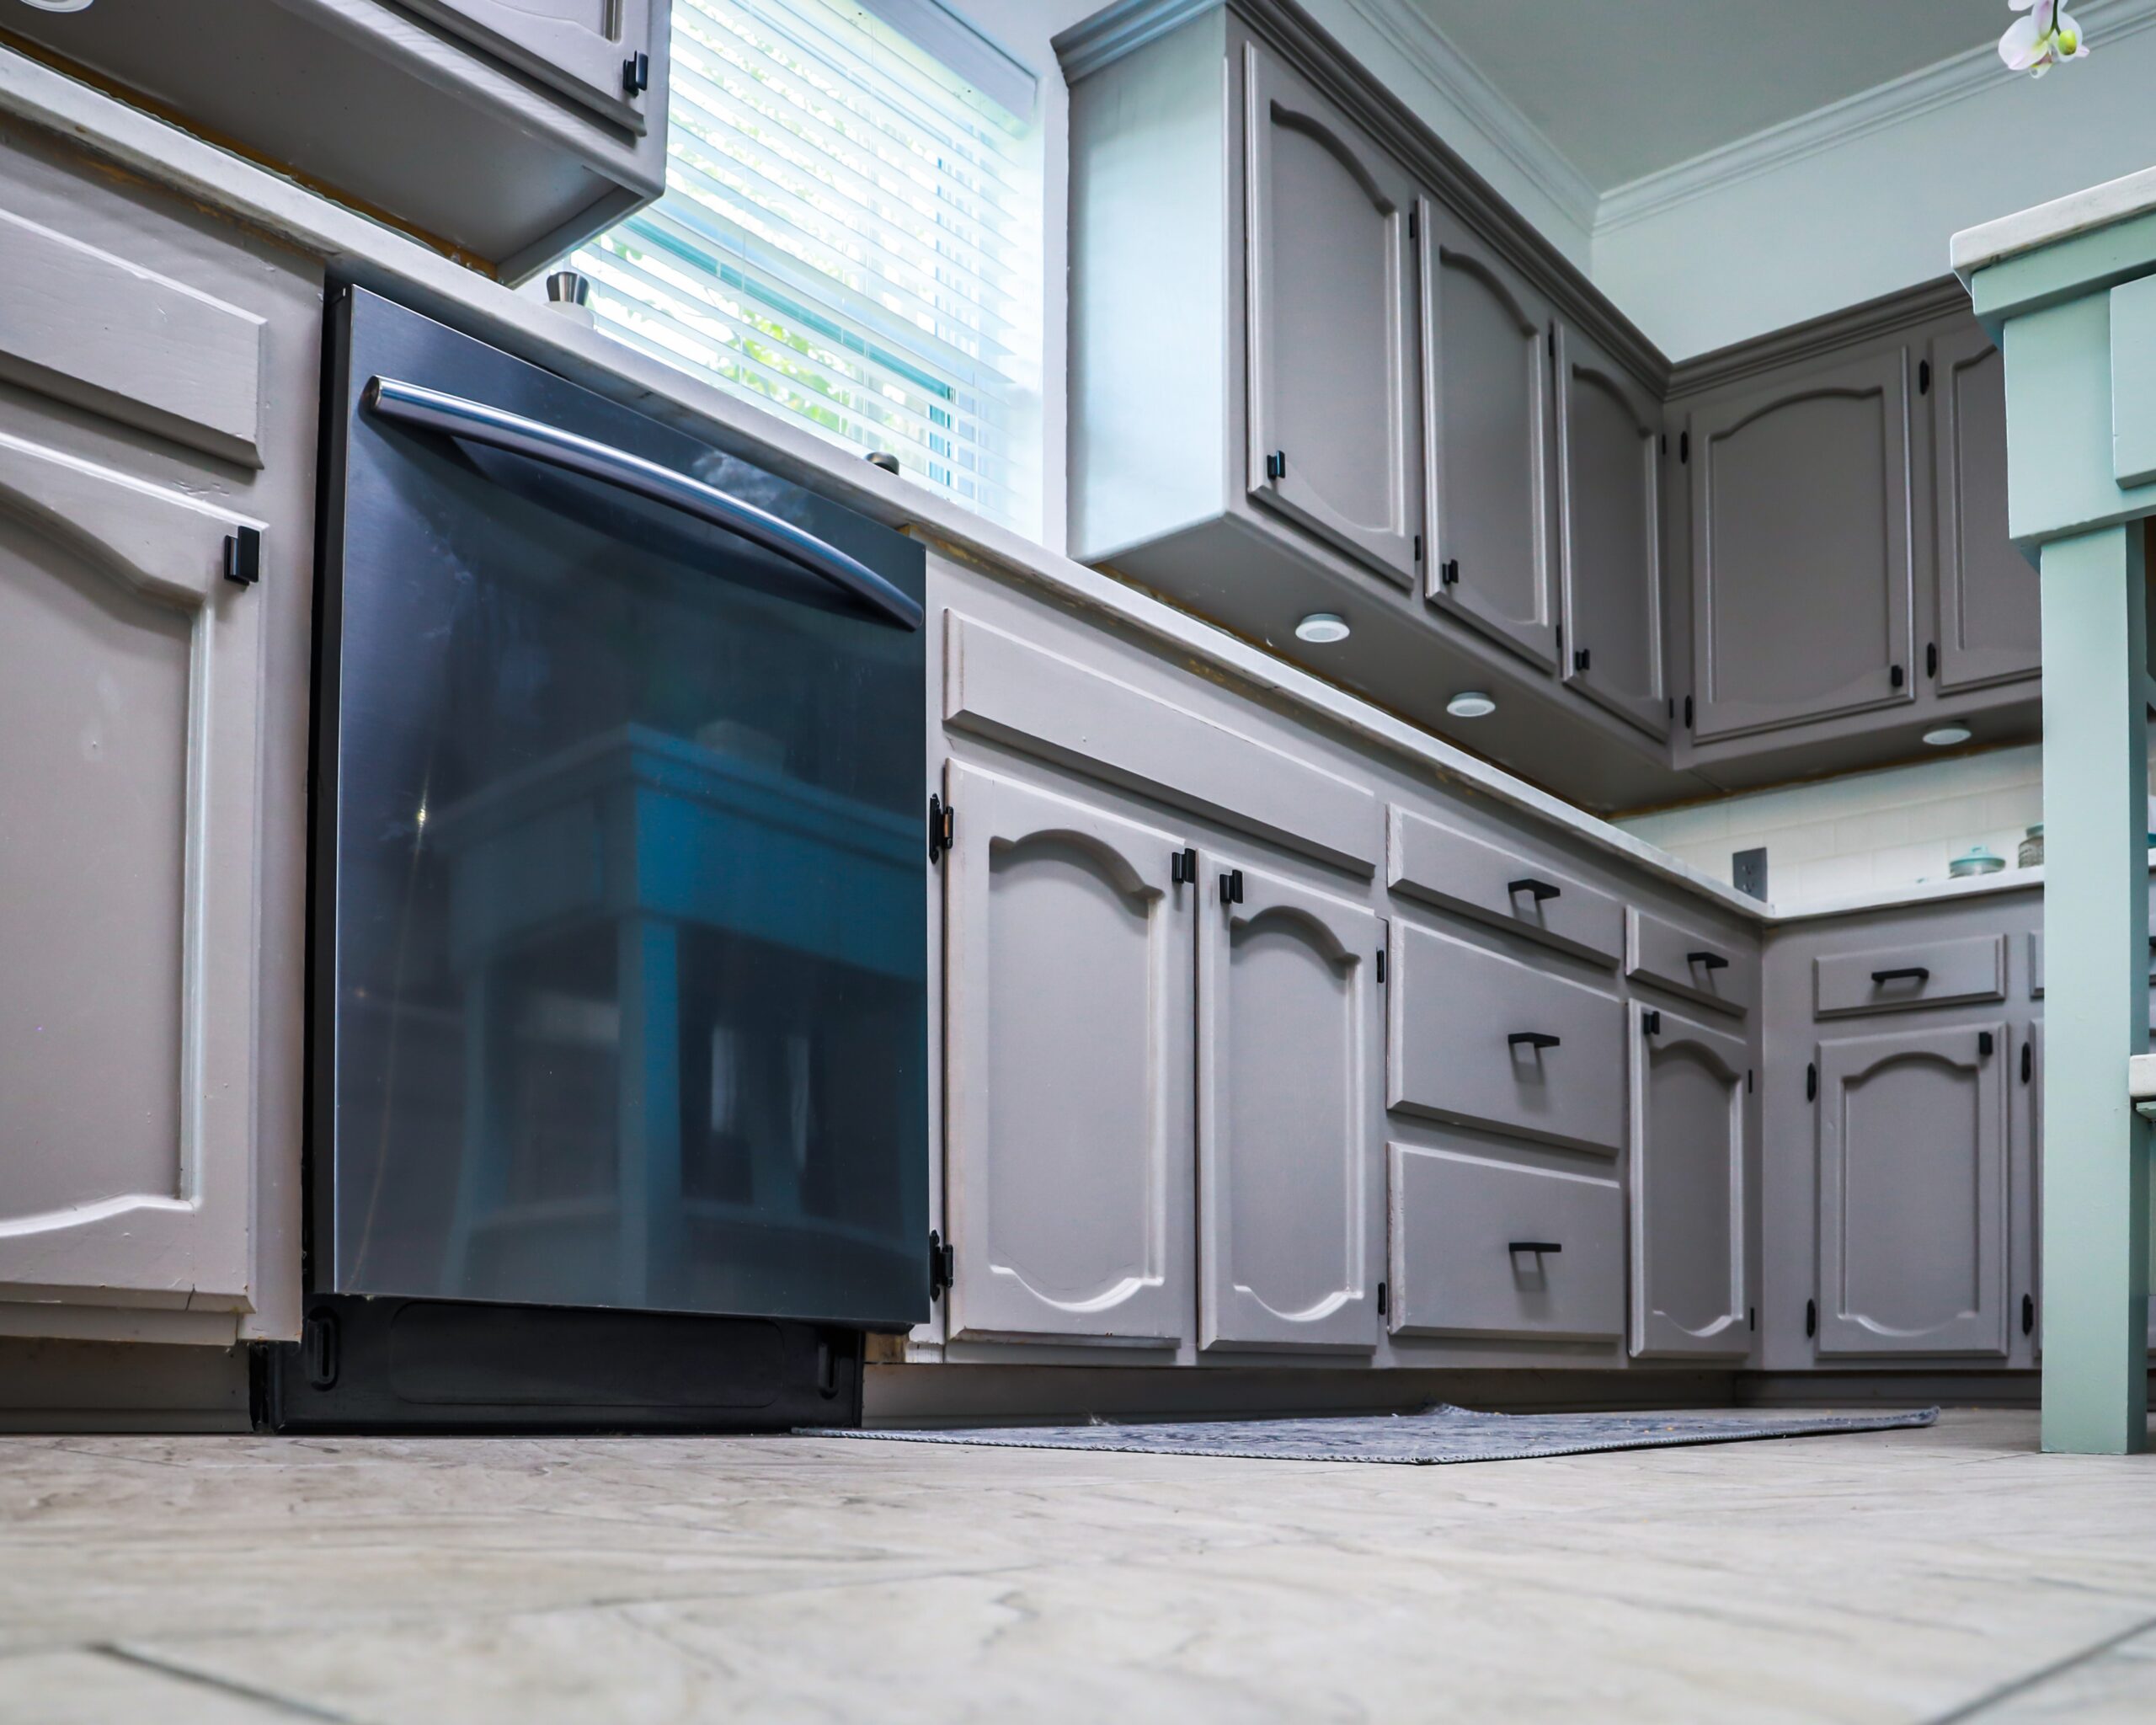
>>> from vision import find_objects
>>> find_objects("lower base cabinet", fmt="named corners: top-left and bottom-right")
top-left (1814, 1022), bottom-right (2009, 1357)
top-left (1630, 1004), bottom-right (1749, 1358)
top-left (1197, 857), bottom-right (1382, 1353)
top-left (1386, 1144), bottom-right (1624, 1342)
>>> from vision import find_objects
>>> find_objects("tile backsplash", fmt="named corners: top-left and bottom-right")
top-left (1618, 745), bottom-right (2053, 905)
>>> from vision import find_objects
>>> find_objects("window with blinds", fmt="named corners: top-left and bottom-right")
top-left (572, 0), bottom-right (1041, 532)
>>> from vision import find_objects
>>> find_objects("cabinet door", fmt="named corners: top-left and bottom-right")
top-left (1930, 325), bottom-right (2040, 693)
top-left (1422, 204), bottom-right (1557, 668)
top-left (1556, 322), bottom-right (1667, 738)
top-left (0, 428), bottom-right (266, 1309)
top-left (1243, 45), bottom-right (1419, 587)
top-left (402, 0), bottom-right (658, 130)
top-left (1816, 1022), bottom-right (2008, 1356)
top-left (1689, 349), bottom-right (1915, 742)
top-left (942, 765), bottom-right (1194, 1346)
top-left (1630, 1005), bottom-right (1747, 1357)
top-left (1196, 857), bottom-right (1380, 1352)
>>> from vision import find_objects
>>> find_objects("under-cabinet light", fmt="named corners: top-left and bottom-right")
top-left (1446, 692), bottom-right (1497, 719)
top-left (1924, 724), bottom-right (1973, 747)
top-left (1295, 612), bottom-right (1350, 644)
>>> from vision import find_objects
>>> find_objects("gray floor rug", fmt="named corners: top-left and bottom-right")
top-left (798, 1403), bottom-right (1940, 1465)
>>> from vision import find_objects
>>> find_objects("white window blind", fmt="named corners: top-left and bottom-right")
top-left (573, 0), bottom-right (1040, 531)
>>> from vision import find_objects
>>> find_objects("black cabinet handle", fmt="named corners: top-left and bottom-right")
top-left (1219, 868), bottom-right (1245, 905)
top-left (1442, 557), bottom-right (1461, 586)
top-left (1890, 664), bottom-right (1906, 688)
top-left (1642, 1009), bottom-right (1661, 1035)
top-left (2022, 1293), bottom-right (2035, 1336)
top-left (1806, 1298), bottom-right (1817, 1338)
top-left (2022, 1040), bottom-right (2033, 1084)
top-left (1508, 1241), bottom-right (1562, 1256)
top-left (1508, 1032), bottom-right (1561, 1052)
top-left (1508, 877), bottom-right (1561, 903)
top-left (1687, 950), bottom-right (1730, 971)
top-left (1870, 966), bottom-right (1931, 985)
top-left (1170, 846), bottom-right (1197, 886)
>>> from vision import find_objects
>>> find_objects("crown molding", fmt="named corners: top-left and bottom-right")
top-left (1332, 0), bottom-right (1598, 238)
top-left (1597, 0), bottom-right (2156, 235)
top-left (1666, 275), bottom-right (1973, 401)
top-left (1053, 0), bottom-right (1218, 83)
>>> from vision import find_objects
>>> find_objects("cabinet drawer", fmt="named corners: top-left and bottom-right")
top-left (1814, 933), bottom-right (2006, 1017)
top-left (1388, 923), bottom-right (1626, 1153)
top-left (1387, 1144), bottom-right (1623, 1340)
top-left (1626, 907), bottom-right (1755, 1017)
top-left (1386, 805), bottom-right (1622, 964)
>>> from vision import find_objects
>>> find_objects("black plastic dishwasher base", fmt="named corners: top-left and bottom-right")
top-left (252, 1295), bottom-right (866, 1434)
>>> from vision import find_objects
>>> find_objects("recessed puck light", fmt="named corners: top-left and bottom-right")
top-left (1446, 691), bottom-right (1497, 719)
top-left (1294, 612), bottom-right (1350, 644)
top-left (1924, 724), bottom-right (1973, 747)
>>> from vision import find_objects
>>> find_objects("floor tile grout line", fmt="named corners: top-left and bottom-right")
top-left (89, 1642), bottom-right (355, 1723)
top-left (1924, 1609), bottom-right (2156, 1722)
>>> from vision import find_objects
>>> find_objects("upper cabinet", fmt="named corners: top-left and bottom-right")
top-left (1244, 48), bottom-right (1421, 588)
top-left (1423, 209), bottom-right (1559, 669)
top-left (1556, 321), bottom-right (1667, 738)
top-left (1686, 348), bottom-right (1915, 744)
top-left (1929, 327), bottom-right (2040, 694)
top-left (5, 0), bottom-right (671, 278)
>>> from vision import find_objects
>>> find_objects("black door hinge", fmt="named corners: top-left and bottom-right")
top-left (1679, 430), bottom-right (1689, 463)
top-left (1546, 326), bottom-right (1555, 359)
top-left (1684, 694), bottom-right (1694, 729)
top-left (1376, 1279), bottom-right (1389, 1317)
top-left (1748, 1067), bottom-right (1754, 1092)
top-left (1666, 696), bottom-right (1675, 719)
top-left (1266, 450), bottom-right (1286, 481)
top-left (1572, 647), bottom-right (1591, 673)
top-left (2022, 1292), bottom-right (2035, 1337)
top-left (1660, 433), bottom-right (1668, 456)
top-left (222, 526), bottom-right (261, 587)
top-left (1918, 358), bottom-right (1931, 395)
top-left (1978, 1029), bottom-right (1995, 1057)
top-left (1806, 1061), bottom-right (1817, 1101)
top-left (1926, 642), bottom-right (1940, 679)
top-left (1441, 557), bottom-right (1460, 586)
top-left (1219, 867), bottom-right (1245, 905)
top-left (928, 1230), bottom-right (953, 1302)
top-left (2022, 1039), bottom-right (2033, 1084)
top-left (1375, 948), bottom-right (1386, 985)
top-left (1643, 1009), bottom-right (1661, 1036)
top-left (1890, 663), bottom-right (1906, 688)
top-left (1407, 208), bottom-right (1417, 240)
top-left (1748, 1306), bottom-right (1756, 1332)
top-left (622, 50), bottom-right (650, 93)
top-left (1413, 533), bottom-right (1423, 563)
top-left (1805, 1297), bottom-right (1817, 1338)
top-left (928, 793), bottom-right (954, 864)
top-left (1171, 846), bottom-right (1198, 886)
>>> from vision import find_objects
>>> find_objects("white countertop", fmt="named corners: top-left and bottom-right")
top-left (1952, 163), bottom-right (2156, 280)
top-left (0, 45), bottom-right (2047, 932)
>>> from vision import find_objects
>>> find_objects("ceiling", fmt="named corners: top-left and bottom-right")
top-left (1411, 0), bottom-right (2036, 190)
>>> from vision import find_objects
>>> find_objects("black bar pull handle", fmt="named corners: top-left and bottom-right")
top-left (1687, 950), bottom-right (1730, 971)
top-left (362, 377), bottom-right (923, 631)
top-left (1508, 1240), bottom-right (1562, 1255)
top-left (1508, 1032), bottom-right (1561, 1052)
top-left (1508, 877), bottom-right (1561, 903)
top-left (1870, 966), bottom-right (1931, 985)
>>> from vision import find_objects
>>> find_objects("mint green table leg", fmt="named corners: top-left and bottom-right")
top-left (2041, 523), bottom-right (2153, 1455)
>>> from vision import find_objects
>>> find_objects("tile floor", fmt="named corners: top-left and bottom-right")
top-left (0, 1408), bottom-right (2150, 1723)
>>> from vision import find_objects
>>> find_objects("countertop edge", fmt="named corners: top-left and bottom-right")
top-left (1951, 162), bottom-right (2156, 280)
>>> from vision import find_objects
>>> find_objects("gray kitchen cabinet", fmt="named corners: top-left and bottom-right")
top-left (1422, 206), bottom-right (1559, 669)
top-left (1557, 321), bottom-right (1668, 738)
top-left (1630, 1005), bottom-right (1748, 1358)
top-left (0, 127), bottom-right (321, 1342)
top-left (1196, 857), bottom-right (1382, 1351)
top-left (403, 0), bottom-right (658, 130)
top-left (1687, 348), bottom-right (1916, 743)
top-left (941, 764), bottom-right (1195, 1348)
top-left (7, 0), bottom-right (670, 278)
top-left (1814, 1022), bottom-right (2009, 1357)
top-left (1245, 45), bottom-right (1421, 587)
top-left (1929, 326), bottom-right (2040, 694)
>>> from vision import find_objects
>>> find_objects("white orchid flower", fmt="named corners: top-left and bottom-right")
top-left (2000, 0), bottom-right (2091, 76)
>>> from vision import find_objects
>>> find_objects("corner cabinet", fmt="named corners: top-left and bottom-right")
top-left (1245, 47), bottom-right (1421, 588)
top-left (941, 766), bottom-right (1195, 1348)
top-left (1686, 348), bottom-right (1916, 744)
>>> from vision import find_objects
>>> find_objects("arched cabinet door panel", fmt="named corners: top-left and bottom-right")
top-left (1815, 1022), bottom-right (2008, 1357)
top-left (0, 429), bottom-right (265, 1310)
top-left (1196, 856), bottom-right (1380, 1353)
top-left (1688, 348), bottom-right (1915, 742)
top-left (1557, 323), bottom-right (1667, 740)
top-left (1421, 203), bottom-right (1557, 670)
top-left (942, 765), bottom-right (1194, 1346)
top-left (1929, 327), bottom-right (2039, 694)
top-left (1630, 1004), bottom-right (1747, 1358)
top-left (1244, 44), bottom-right (1420, 588)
